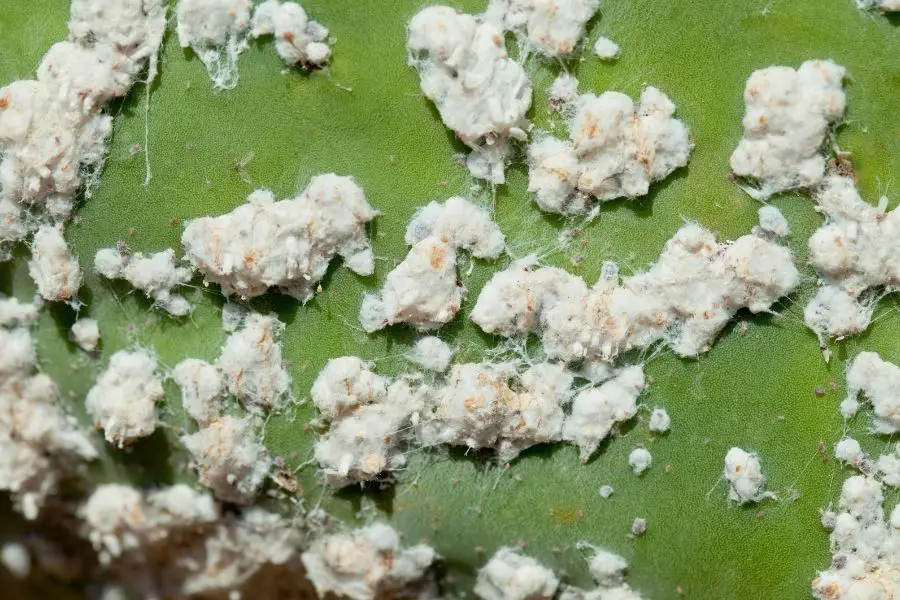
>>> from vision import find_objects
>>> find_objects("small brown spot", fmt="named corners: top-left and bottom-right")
top-left (128, 227), bottom-right (136, 237)
top-left (429, 244), bottom-right (447, 269)
top-left (169, 217), bottom-right (180, 227)
top-left (0, 94), bottom-right (8, 109)
top-left (815, 386), bottom-right (826, 397)
top-left (283, 31), bottom-right (295, 44)
top-left (827, 154), bottom-right (855, 180)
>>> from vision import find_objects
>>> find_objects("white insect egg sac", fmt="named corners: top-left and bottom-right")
top-left (730, 60), bottom-right (847, 199)
top-left (182, 175), bottom-right (378, 301)
top-left (407, 6), bottom-right (532, 184)
top-left (527, 86), bottom-right (692, 214)
top-left (805, 176), bottom-right (900, 341)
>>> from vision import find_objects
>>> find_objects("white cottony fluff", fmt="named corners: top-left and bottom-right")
top-left (0, 542), bottom-right (30, 579)
top-left (250, 0), bottom-right (332, 68)
top-left (805, 177), bottom-right (900, 341)
top-left (473, 224), bottom-right (799, 366)
top-left (527, 86), bottom-right (692, 214)
top-left (834, 437), bottom-right (865, 468)
top-left (548, 74), bottom-right (579, 111)
top-left (410, 336), bottom-right (454, 372)
top-left (757, 205), bottom-right (790, 238)
top-left (856, 0), bottom-right (900, 14)
top-left (80, 483), bottom-right (304, 599)
top-left (71, 318), bottom-right (100, 351)
top-left (82, 483), bottom-right (219, 565)
top-left (562, 366), bottom-right (645, 462)
top-left (27, 225), bottom-right (82, 302)
top-left (723, 447), bottom-right (774, 504)
top-left (592, 37), bottom-right (619, 60)
top-left (176, 0), bottom-right (253, 89)
top-left (217, 313), bottom-right (291, 410)
top-left (0, 319), bottom-right (96, 519)
top-left (0, 0), bottom-right (166, 254)
top-left (876, 446), bottom-right (900, 487)
top-left (475, 547), bottom-right (559, 600)
top-left (811, 475), bottom-right (900, 599)
top-left (405, 197), bottom-right (505, 260)
top-left (585, 547), bottom-right (627, 585)
top-left (172, 359), bottom-right (224, 425)
top-left (562, 542), bottom-right (646, 600)
top-left (845, 352), bottom-right (900, 434)
top-left (94, 247), bottom-right (193, 316)
top-left (417, 361), bottom-right (574, 462)
top-left (407, 6), bottom-right (532, 184)
top-left (314, 378), bottom-right (426, 488)
top-left (628, 447), bottom-right (652, 475)
top-left (85, 350), bottom-right (164, 447)
top-left (359, 237), bottom-right (464, 332)
top-left (0, 297), bottom-right (40, 327)
top-left (363, 197), bottom-right (504, 332)
top-left (485, 0), bottom-right (601, 58)
top-left (730, 60), bottom-right (847, 199)
top-left (182, 176), bottom-right (377, 301)
top-left (302, 523), bottom-right (437, 600)
top-left (310, 356), bottom-right (390, 420)
top-left (181, 416), bottom-right (271, 504)
top-left (647, 407), bottom-right (671, 433)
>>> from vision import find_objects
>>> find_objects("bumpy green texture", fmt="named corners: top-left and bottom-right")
top-left (2, 0), bottom-right (900, 597)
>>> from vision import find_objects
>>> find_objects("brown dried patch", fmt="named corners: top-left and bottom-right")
top-left (827, 154), bottom-right (856, 180)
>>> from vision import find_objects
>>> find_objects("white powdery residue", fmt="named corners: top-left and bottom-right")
top-left (856, 0), bottom-right (900, 15)
top-left (314, 378), bottom-right (426, 488)
top-left (0, 542), bottom-right (30, 579)
top-left (0, 322), bottom-right (96, 519)
top-left (181, 416), bottom-right (271, 504)
top-left (598, 484), bottom-right (614, 499)
top-left (417, 361), bottom-right (573, 462)
top-left (474, 547), bottom-right (559, 600)
top-left (310, 356), bottom-right (389, 420)
top-left (647, 407), bottom-right (671, 433)
top-left (81, 483), bottom-right (219, 565)
top-left (472, 224), bottom-right (799, 365)
top-left (0, 1), bottom-right (166, 242)
top-left (592, 37), bottom-right (619, 60)
top-left (176, 0), bottom-right (253, 89)
top-left (85, 349), bottom-right (164, 448)
top-left (845, 352), bottom-right (900, 434)
top-left (301, 523), bottom-right (438, 600)
top-left (27, 225), bottom-right (82, 303)
top-left (250, 0), bottom-right (332, 68)
top-left (527, 86), bottom-right (692, 214)
top-left (182, 176), bottom-right (377, 301)
top-left (757, 205), bottom-right (790, 238)
top-left (586, 547), bottom-right (627, 586)
top-left (71, 318), bottom-right (100, 352)
top-left (360, 237), bottom-right (464, 333)
top-left (172, 359), bottom-right (224, 425)
top-left (405, 196), bottom-right (506, 260)
top-left (630, 518), bottom-right (646, 536)
top-left (410, 336), bottom-right (454, 372)
top-left (484, 0), bottom-right (600, 58)
top-left (94, 247), bottom-right (193, 316)
top-left (216, 313), bottom-right (291, 410)
top-left (723, 447), bottom-right (774, 504)
top-left (562, 366), bottom-right (645, 462)
top-left (730, 60), bottom-right (846, 200)
top-left (407, 6), bottom-right (532, 184)
top-left (628, 448), bottom-right (652, 475)
top-left (811, 475), bottom-right (899, 599)
top-left (548, 74), bottom-right (579, 111)
top-left (805, 177), bottom-right (900, 341)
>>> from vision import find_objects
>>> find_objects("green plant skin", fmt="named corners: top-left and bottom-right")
top-left (1, 0), bottom-right (899, 597)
